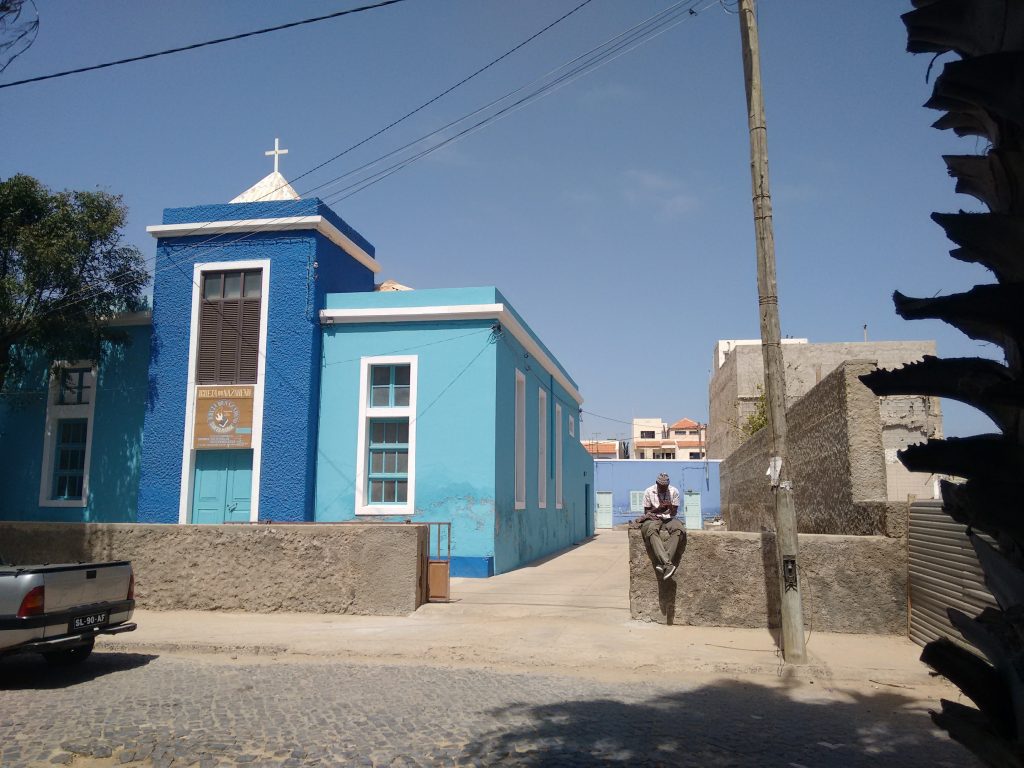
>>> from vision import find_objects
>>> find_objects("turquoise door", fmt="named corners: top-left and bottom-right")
top-left (192, 450), bottom-right (253, 524)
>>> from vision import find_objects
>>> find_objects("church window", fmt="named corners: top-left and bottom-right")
top-left (58, 367), bottom-right (92, 405)
top-left (196, 269), bottom-right (262, 384)
top-left (367, 419), bottom-right (409, 504)
top-left (538, 388), bottom-right (547, 509)
top-left (38, 361), bottom-right (96, 508)
top-left (555, 403), bottom-right (563, 509)
top-left (52, 419), bottom-right (88, 500)
top-left (515, 370), bottom-right (526, 509)
top-left (357, 355), bottom-right (417, 514)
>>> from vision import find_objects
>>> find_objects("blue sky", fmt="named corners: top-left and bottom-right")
top-left (1, 0), bottom-right (996, 440)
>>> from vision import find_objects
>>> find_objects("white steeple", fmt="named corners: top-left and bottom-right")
top-left (230, 138), bottom-right (300, 203)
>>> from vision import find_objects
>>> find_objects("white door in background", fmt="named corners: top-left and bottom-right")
top-left (596, 491), bottom-right (613, 528)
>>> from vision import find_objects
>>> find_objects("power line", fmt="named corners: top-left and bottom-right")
top-left (25, 0), bottom-right (711, 324)
top-left (412, 329), bottom-right (499, 427)
top-left (72, 0), bottom-right (712, 475)
top-left (284, 0), bottom-right (598, 194)
top-left (322, 327), bottom-right (492, 368)
top-left (0, 0), bottom-right (411, 90)
top-left (0, 0), bottom-right (39, 74)
top-left (318, 0), bottom-right (710, 205)
top-left (25, 0), bottom-right (605, 322)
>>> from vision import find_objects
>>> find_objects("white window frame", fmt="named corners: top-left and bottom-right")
top-left (355, 355), bottom-right (418, 516)
top-left (39, 361), bottom-right (97, 508)
top-left (179, 259), bottom-right (270, 524)
top-left (515, 369), bottom-right (526, 509)
top-left (555, 403), bottom-right (563, 509)
top-left (568, 414), bottom-right (575, 438)
top-left (630, 490), bottom-right (645, 513)
top-left (538, 388), bottom-right (547, 509)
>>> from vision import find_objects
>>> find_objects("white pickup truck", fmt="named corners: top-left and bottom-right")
top-left (0, 560), bottom-right (137, 665)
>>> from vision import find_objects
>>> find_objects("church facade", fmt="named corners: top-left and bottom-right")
top-left (0, 167), bottom-right (594, 576)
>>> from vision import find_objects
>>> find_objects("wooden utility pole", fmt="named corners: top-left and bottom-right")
top-left (737, 0), bottom-right (807, 664)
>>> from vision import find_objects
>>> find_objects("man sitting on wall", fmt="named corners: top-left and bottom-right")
top-left (639, 472), bottom-right (685, 580)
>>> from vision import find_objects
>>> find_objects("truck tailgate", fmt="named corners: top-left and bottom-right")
top-left (42, 563), bottom-right (131, 611)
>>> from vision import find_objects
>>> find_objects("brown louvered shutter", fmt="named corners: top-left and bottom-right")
top-left (238, 298), bottom-right (260, 383)
top-left (194, 270), bottom-right (263, 385)
top-left (216, 299), bottom-right (241, 383)
top-left (196, 300), bottom-right (220, 384)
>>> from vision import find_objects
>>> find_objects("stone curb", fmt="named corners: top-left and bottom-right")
top-left (97, 638), bottom-right (945, 691)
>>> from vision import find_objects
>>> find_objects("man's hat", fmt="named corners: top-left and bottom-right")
top-left (656, 473), bottom-right (670, 486)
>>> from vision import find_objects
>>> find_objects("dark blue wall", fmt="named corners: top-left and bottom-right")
top-left (137, 199), bottom-right (375, 523)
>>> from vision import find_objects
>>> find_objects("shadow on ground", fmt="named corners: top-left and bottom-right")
top-left (0, 651), bottom-right (157, 690)
top-left (460, 678), bottom-right (972, 767)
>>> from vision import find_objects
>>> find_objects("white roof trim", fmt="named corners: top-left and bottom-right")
top-left (146, 215), bottom-right (380, 274)
top-left (320, 303), bottom-right (583, 405)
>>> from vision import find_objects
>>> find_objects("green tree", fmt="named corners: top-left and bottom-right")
top-left (740, 385), bottom-right (768, 436)
top-left (0, 174), bottom-right (148, 393)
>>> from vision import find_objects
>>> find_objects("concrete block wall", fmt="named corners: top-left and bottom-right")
top-left (721, 361), bottom-right (898, 534)
top-left (628, 529), bottom-right (907, 634)
top-left (0, 522), bottom-right (428, 616)
top-left (708, 340), bottom-right (940, 460)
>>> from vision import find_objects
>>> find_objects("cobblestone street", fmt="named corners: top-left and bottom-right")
top-left (0, 651), bottom-right (970, 767)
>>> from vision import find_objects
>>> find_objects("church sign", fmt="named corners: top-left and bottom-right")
top-left (193, 386), bottom-right (255, 449)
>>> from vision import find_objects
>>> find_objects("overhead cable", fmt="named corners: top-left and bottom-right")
top-left (30, 0), bottom-right (711, 321)
top-left (0, 0), bottom-right (411, 90)
top-left (28, 0), bottom-right (601, 319)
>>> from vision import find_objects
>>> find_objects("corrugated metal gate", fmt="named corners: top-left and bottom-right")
top-left (909, 500), bottom-right (997, 648)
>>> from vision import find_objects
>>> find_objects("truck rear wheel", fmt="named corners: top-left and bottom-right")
top-left (43, 638), bottom-right (95, 666)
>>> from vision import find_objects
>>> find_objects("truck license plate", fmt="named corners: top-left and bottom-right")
top-left (72, 612), bottom-right (108, 630)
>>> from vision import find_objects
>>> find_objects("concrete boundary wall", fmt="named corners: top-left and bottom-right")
top-left (0, 523), bottom-right (428, 616)
top-left (722, 360), bottom-right (899, 535)
top-left (628, 529), bottom-right (907, 634)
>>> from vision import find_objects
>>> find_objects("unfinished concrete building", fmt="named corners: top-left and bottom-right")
top-left (708, 339), bottom-right (943, 502)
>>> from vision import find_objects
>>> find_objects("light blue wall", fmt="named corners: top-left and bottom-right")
top-left (492, 316), bottom-right (594, 575)
top-left (137, 199), bottom-right (375, 523)
top-left (593, 459), bottom-right (721, 527)
top-left (0, 324), bottom-right (151, 522)
top-left (316, 317), bottom-right (499, 573)
top-left (318, 286), bottom-right (592, 577)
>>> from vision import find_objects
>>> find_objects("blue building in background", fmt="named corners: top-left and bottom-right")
top-left (593, 459), bottom-right (721, 529)
top-left (0, 162), bottom-right (594, 575)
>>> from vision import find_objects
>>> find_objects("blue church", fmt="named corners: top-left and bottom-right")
top-left (0, 159), bottom-right (595, 577)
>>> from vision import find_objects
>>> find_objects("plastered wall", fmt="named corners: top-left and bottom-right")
top-left (0, 522), bottom-right (428, 615)
top-left (628, 529), bottom-right (907, 634)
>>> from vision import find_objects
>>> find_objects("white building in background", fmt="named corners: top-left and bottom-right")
top-left (631, 417), bottom-right (706, 460)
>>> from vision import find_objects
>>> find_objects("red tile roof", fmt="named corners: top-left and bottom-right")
top-left (635, 439), bottom-right (704, 449)
top-left (669, 418), bottom-right (702, 430)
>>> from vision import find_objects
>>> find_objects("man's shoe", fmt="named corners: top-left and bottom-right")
top-left (654, 565), bottom-right (664, 576)
top-left (662, 563), bottom-right (676, 580)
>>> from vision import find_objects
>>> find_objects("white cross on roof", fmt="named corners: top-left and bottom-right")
top-left (265, 137), bottom-right (288, 174)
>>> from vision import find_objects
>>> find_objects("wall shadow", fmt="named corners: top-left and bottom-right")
top-left (457, 678), bottom-right (969, 767)
top-left (760, 530), bottom-right (782, 646)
